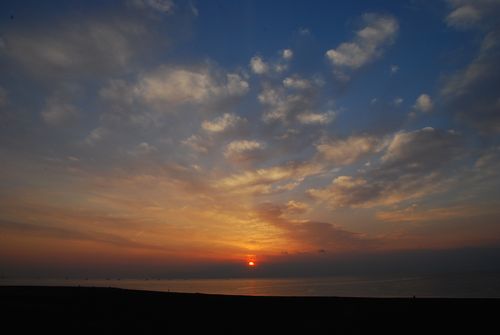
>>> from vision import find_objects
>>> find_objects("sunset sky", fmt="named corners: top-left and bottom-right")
top-left (1, 0), bottom-right (500, 278)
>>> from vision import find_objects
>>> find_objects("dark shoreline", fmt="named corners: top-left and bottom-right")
top-left (2, 286), bottom-right (499, 333)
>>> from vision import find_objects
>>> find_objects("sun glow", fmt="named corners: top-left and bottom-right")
top-left (248, 261), bottom-right (255, 267)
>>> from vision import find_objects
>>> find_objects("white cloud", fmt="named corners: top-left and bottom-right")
top-left (297, 111), bottom-right (336, 125)
top-left (202, 113), bottom-right (244, 133)
top-left (134, 66), bottom-right (249, 108)
top-left (390, 64), bottom-right (400, 74)
top-left (250, 56), bottom-right (269, 75)
top-left (282, 49), bottom-right (293, 60)
top-left (216, 161), bottom-right (323, 194)
top-left (414, 94), bottom-right (433, 113)
top-left (316, 135), bottom-right (382, 165)
top-left (224, 140), bottom-right (265, 161)
top-left (259, 82), bottom-right (319, 123)
top-left (283, 76), bottom-right (311, 90)
top-left (41, 96), bottom-right (79, 126)
top-left (326, 13), bottom-right (398, 70)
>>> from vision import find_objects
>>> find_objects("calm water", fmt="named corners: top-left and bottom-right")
top-left (2, 274), bottom-right (500, 298)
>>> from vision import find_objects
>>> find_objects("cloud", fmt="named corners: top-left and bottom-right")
top-left (128, 142), bottom-right (157, 156)
top-left (445, 0), bottom-right (500, 29)
top-left (297, 111), bottom-right (336, 125)
top-left (380, 127), bottom-right (461, 170)
top-left (282, 49), bottom-right (293, 60)
top-left (413, 94), bottom-right (433, 113)
top-left (308, 128), bottom-right (463, 208)
top-left (326, 13), bottom-right (398, 75)
top-left (84, 127), bottom-right (108, 146)
top-left (41, 96), bottom-right (79, 126)
top-left (2, 19), bottom-right (148, 77)
top-left (250, 56), bottom-right (269, 75)
top-left (256, 203), bottom-right (372, 251)
top-left (202, 113), bottom-right (244, 133)
top-left (259, 81), bottom-right (321, 124)
top-left (375, 203), bottom-right (487, 223)
top-left (284, 200), bottom-right (309, 215)
top-left (129, 0), bottom-right (176, 14)
top-left (215, 161), bottom-right (323, 195)
top-left (0, 219), bottom-right (164, 251)
top-left (315, 135), bottom-right (383, 166)
top-left (393, 97), bottom-right (404, 106)
top-left (182, 134), bottom-right (211, 153)
top-left (283, 76), bottom-right (311, 90)
top-left (224, 140), bottom-right (266, 162)
top-left (446, 5), bottom-right (480, 28)
top-left (134, 65), bottom-right (249, 108)
top-left (390, 64), bottom-right (399, 74)
top-left (441, 28), bottom-right (500, 133)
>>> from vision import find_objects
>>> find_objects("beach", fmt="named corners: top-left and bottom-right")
top-left (1, 286), bottom-right (498, 333)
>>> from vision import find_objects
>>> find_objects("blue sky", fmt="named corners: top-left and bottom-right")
top-left (1, 0), bottom-right (500, 278)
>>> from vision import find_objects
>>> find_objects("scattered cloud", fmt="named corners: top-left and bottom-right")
top-left (445, 0), bottom-right (500, 30)
top-left (2, 19), bottom-right (148, 77)
top-left (390, 64), bottom-right (399, 74)
top-left (134, 65), bottom-right (249, 108)
top-left (182, 134), bottom-right (211, 153)
top-left (224, 140), bottom-right (266, 162)
top-left (202, 113), bottom-right (245, 133)
top-left (257, 203), bottom-right (373, 251)
top-left (326, 13), bottom-right (399, 77)
top-left (297, 111), bottom-right (336, 125)
top-left (413, 94), bottom-right (433, 113)
top-left (250, 56), bottom-right (269, 75)
top-left (283, 76), bottom-right (311, 90)
top-left (282, 49), bottom-right (294, 60)
top-left (216, 161), bottom-right (323, 195)
top-left (309, 128), bottom-right (463, 208)
top-left (315, 135), bottom-right (383, 166)
top-left (284, 200), bottom-right (309, 215)
top-left (393, 97), bottom-right (404, 106)
top-left (441, 29), bottom-right (500, 133)
top-left (259, 81), bottom-right (320, 124)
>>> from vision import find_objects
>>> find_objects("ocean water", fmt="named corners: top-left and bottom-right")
top-left (2, 273), bottom-right (500, 298)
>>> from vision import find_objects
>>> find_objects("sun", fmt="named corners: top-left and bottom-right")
top-left (248, 261), bottom-right (255, 267)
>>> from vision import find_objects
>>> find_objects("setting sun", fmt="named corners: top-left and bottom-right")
top-left (248, 261), bottom-right (255, 267)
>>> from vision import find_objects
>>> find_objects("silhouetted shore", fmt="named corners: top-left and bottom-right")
top-left (1, 286), bottom-right (498, 333)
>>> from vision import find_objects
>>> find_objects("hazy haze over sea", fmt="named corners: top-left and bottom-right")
top-left (3, 273), bottom-right (500, 298)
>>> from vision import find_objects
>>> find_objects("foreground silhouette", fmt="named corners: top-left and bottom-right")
top-left (1, 286), bottom-right (498, 333)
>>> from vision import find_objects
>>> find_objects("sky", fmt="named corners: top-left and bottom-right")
top-left (1, 0), bottom-right (500, 279)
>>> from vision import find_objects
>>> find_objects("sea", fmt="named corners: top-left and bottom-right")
top-left (2, 273), bottom-right (500, 298)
